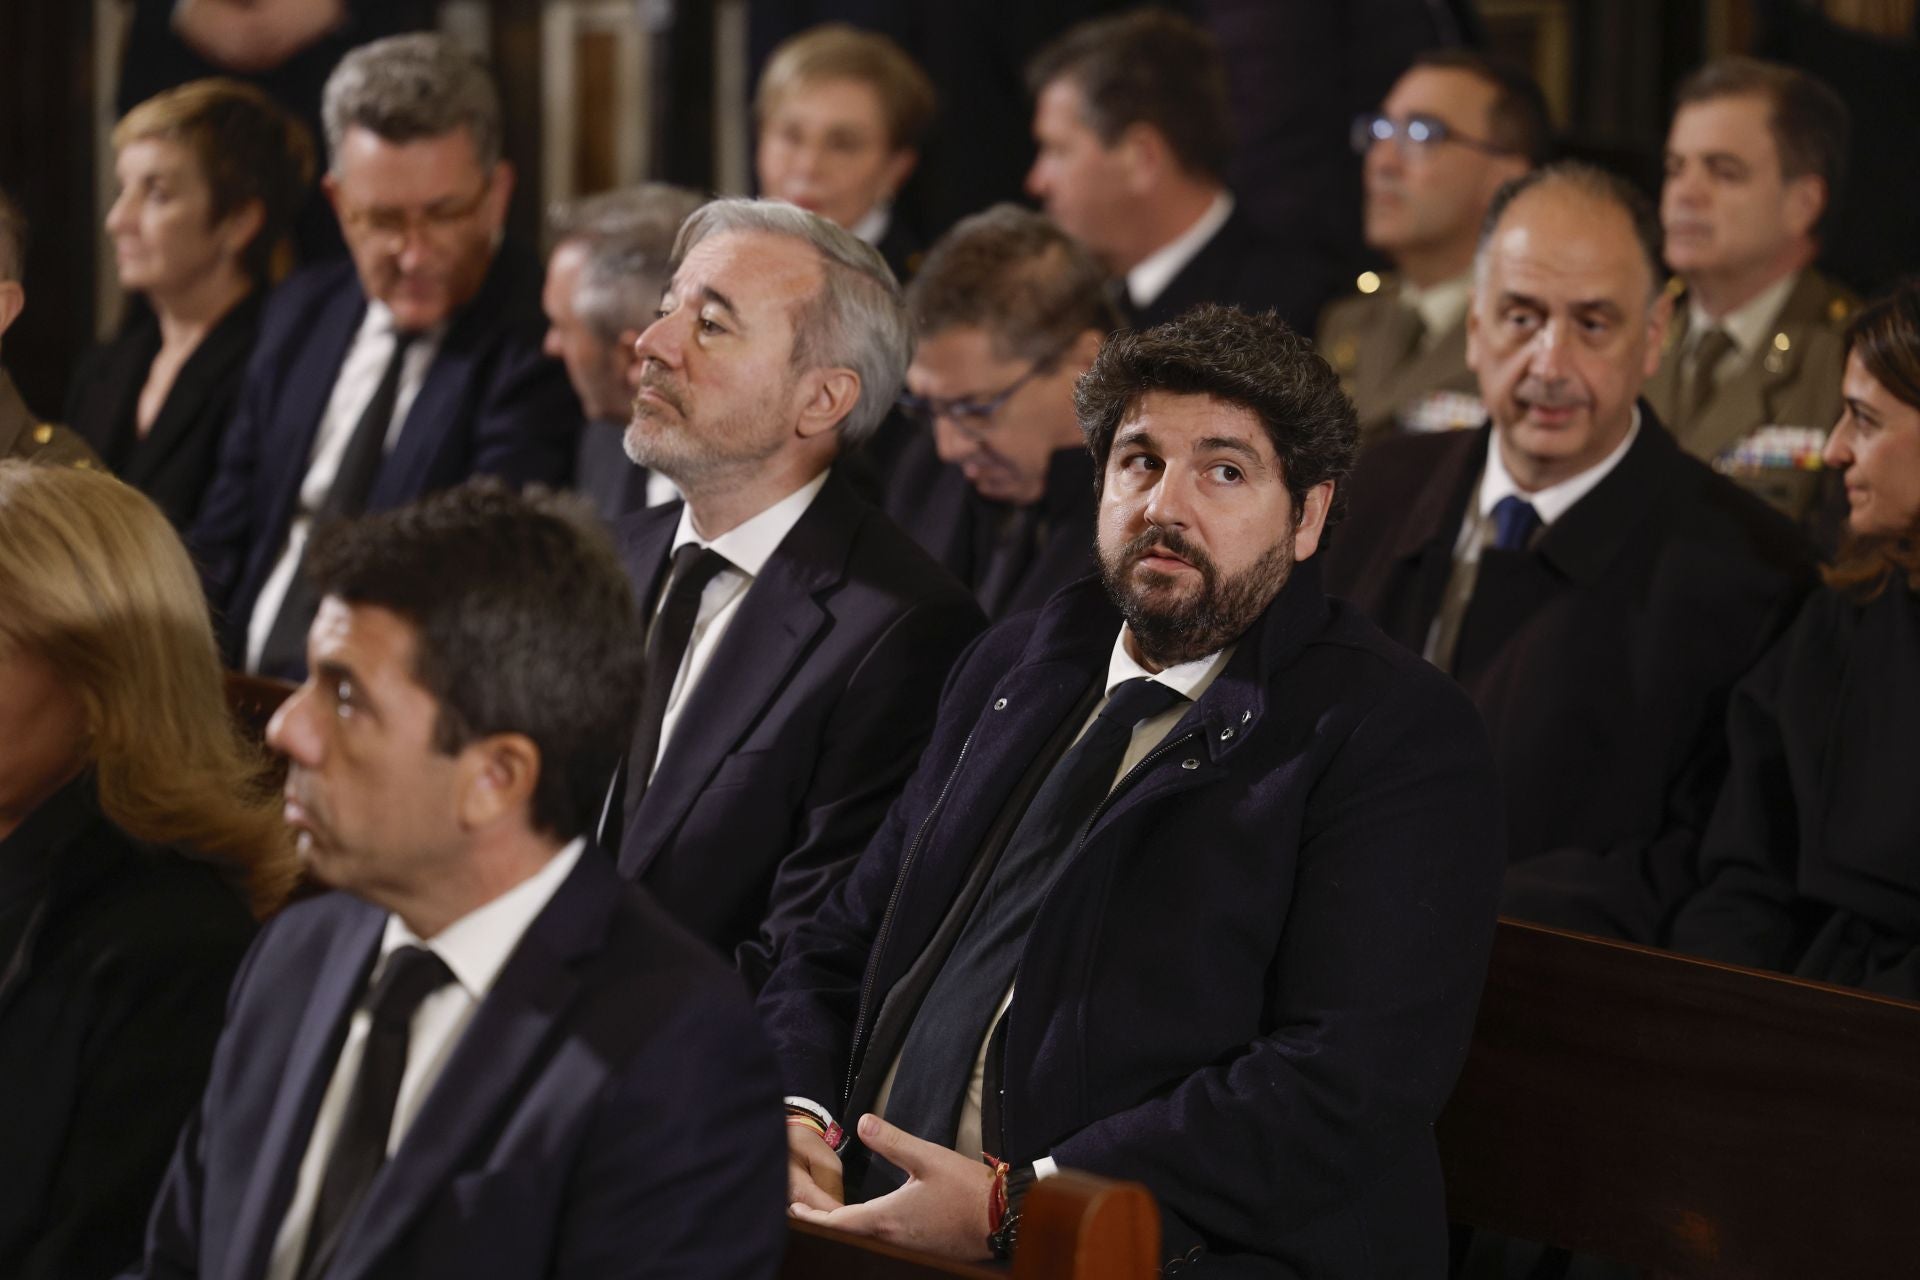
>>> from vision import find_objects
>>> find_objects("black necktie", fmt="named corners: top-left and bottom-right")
top-left (611, 544), bottom-right (733, 834)
top-left (259, 330), bottom-right (420, 677)
top-left (875, 677), bottom-right (1187, 1165)
top-left (1490, 495), bottom-right (1543, 552)
top-left (298, 944), bottom-right (453, 1280)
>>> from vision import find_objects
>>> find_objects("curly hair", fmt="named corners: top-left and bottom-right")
top-left (1075, 304), bottom-right (1359, 532)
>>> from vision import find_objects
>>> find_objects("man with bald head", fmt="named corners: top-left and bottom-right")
top-left (1325, 161), bottom-right (1815, 941)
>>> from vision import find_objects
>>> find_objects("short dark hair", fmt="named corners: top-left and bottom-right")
top-left (306, 480), bottom-right (643, 843)
top-left (1408, 49), bottom-right (1554, 165)
top-left (1674, 57), bottom-right (1850, 237)
top-left (906, 204), bottom-right (1120, 364)
top-left (1025, 8), bottom-right (1232, 183)
top-left (1478, 161), bottom-right (1665, 302)
top-left (1076, 304), bottom-right (1358, 532)
top-left (0, 185), bottom-right (27, 283)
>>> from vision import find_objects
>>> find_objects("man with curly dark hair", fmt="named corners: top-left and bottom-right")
top-left (762, 304), bottom-right (1506, 1277)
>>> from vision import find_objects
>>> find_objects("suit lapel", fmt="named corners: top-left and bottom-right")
top-left (227, 906), bottom-right (385, 1280)
top-left (619, 482), bottom-right (856, 877)
top-left (325, 851), bottom-right (618, 1280)
top-left (125, 294), bottom-right (259, 485)
top-left (260, 284), bottom-right (366, 540)
top-left (369, 340), bottom-right (471, 510)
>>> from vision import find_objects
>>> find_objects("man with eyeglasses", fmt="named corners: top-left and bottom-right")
top-left (881, 205), bottom-right (1117, 620)
top-left (1319, 51), bottom-right (1546, 449)
top-left (191, 33), bottom-right (580, 681)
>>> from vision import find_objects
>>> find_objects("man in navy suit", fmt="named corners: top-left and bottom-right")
top-left (765, 305), bottom-right (1505, 1276)
top-left (1024, 9), bottom-right (1333, 335)
top-left (191, 33), bottom-right (580, 680)
top-left (608, 198), bottom-right (983, 987)
top-left (130, 482), bottom-right (785, 1280)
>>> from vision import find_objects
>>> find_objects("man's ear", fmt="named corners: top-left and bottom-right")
top-left (796, 367), bottom-right (862, 441)
top-left (1118, 122), bottom-right (1168, 192)
top-left (1290, 480), bottom-right (1337, 562)
top-left (880, 148), bottom-right (918, 201)
top-left (484, 160), bottom-right (517, 233)
top-left (457, 732), bottom-right (542, 830)
top-left (0, 280), bottom-right (23, 341)
top-left (1782, 173), bottom-right (1826, 242)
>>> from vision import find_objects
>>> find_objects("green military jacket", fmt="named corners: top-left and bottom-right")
top-left (0, 367), bottom-right (99, 470)
top-left (1317, 272), bottom-right (1481, 451)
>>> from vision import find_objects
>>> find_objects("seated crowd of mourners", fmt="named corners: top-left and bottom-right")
top-left (3, 7), bottom-right (1918, 1278)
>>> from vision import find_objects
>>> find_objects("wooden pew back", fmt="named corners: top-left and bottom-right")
top-left (783, 1171), bottom-right (1158, 1280)
top-left (1438, 918), bottom-right (1920, 1275)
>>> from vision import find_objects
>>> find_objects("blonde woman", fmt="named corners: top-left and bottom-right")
top-left (0, 461), bottom-right (295, 1279)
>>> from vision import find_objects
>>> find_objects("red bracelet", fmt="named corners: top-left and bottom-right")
top-left (983, 1154), bottom-right (1012, 1232)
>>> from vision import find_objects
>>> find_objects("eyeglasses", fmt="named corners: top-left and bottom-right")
top-left (896, 335), bottom-right (1078, 438)
top-left (1350, 112), bottom-right (1516, 158)
top-left (339, 179), bottom-right (493, 247)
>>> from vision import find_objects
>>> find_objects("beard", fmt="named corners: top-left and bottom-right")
top-left (624, 366), bottom-right (786, 489)
top-left (1098, 523), bottom-right (1296, 668)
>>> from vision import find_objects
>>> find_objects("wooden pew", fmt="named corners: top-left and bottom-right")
top-left (783, 1171), bottom-right (1160, 1280)
top-left (1438, 918), bottom-right (1920, 1275)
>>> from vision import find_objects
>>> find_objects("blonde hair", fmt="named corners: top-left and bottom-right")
top-left (0, 462), bottom-right (296, 915)
top-left (755, 24), bottom-right (936, 152)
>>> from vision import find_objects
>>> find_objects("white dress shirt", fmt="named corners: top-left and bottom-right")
top-left (264, 838), bottom-right (585, 1280)
top-left (648, 470), bottom-right (829, 778)
top-left (849, 204), bottom-right (892, 249)
top-left (859, 629), bottom-right (1234, 1179)
top-left (1126, 192), bottom-right (1235, 312)
top-left (246, 304), bottom-right (441, 671)
top-left (1423, 408), bottom-right (1642, 666)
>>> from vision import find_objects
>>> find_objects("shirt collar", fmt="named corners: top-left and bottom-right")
top-left (1398, 273), bottom-right (1473, 344)
top-left (1479, 406), bottom-right (1641, 526)
top-left (1687, 270), bottom-right (1800, 362)
top-left (849, 205), bottom-right (892, 248)
top-left (1126, 192), bottom-right (1235, 310)
top-left (668, 469), bottom-right (830, 578)
top-left (1104, 628), bottom-right (1235, 702)
top-left (380, 837), bottom-right (585, 999)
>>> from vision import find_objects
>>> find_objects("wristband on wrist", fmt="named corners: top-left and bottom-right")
top-left (983, 1156), bottom-right (1036, 1260)
top-left (784, 1105), bottom-right (845, 1151)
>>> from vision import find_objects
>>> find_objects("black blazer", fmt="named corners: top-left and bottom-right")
top-left (614, 470), bottom-right (984, 986)
top-left (131, 846), bottom-right (786, 1280)
top-left (0, 779), bottom-right (254, 1280)
top-left (880, 435), bottom-right (1098, 620)
top-left (189, 247), bottom-right (582, 673)
top-left (1670, 583), bottom-right (1920, 998)
top-left (1323, 412), bottom-right (1816, 942)
top-left (66, 293), bottom-right (261, 530)
top-left (1131, 203), bottom-right (1331, 337)
top-left (759, 562), bottom-right (1505, 1277)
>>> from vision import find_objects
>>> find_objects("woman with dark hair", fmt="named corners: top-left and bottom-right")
top-left (1669, 280), bottom-right (1920, 997)
top-left (67, 78), bottom-right (312, 528)
top-left (0, 461), bottom-right (296, 1278)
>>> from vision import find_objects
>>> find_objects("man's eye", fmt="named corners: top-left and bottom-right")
top-left (699, 316), bottom-right (726, 335)
top-left (1212, 463), bottom-right (1244, 483)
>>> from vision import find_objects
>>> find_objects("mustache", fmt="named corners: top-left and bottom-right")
top-left (1120, 526), bottom-right (1216, 575)
top-left (1514, 377), bottom-right (1589, 410)
top-left (632, 366), bottom-right (688, 417)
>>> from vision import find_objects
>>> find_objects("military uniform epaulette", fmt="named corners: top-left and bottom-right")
top-left (1316, 270), bottom-right (1479, 449)
top-left (0, 369), bottom-right (101, 470)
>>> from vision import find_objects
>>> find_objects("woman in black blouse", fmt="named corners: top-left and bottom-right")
top-left (0, 462), bottom-right (296, 1279)
top-left (67, 78), bottom-right (311, 528)
top-left (1669, 281), bottom-right (1920, 998)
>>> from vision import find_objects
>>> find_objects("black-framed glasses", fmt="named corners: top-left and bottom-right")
top-left (1350, 112), bottom-right (1516, 158)
top-left (896, 334), bottom-right (1078, 438)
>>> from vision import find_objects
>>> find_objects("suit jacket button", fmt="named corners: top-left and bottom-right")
top-left (1181, 758), bottom-right (1200, 770)
top-left (993, 697), bottom-right (1008, 710)
top-left (1219, 727), bottom-right (1235, 741)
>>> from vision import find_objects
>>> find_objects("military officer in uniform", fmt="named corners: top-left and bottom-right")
top-left (1320, 51), bottom-right (1547, 449)
top-left (1648, 57), bottom-right (1855, 521)
top-left (0, 189), bottom-right (99, 469)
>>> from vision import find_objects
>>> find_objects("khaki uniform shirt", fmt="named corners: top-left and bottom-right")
top-left (1317, 272), bottom-right (1481, 451)
top-left (0, 367), bottom-right (98, 470)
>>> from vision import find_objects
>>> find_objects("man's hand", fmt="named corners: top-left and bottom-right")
top-left (788, 1114), bottom-right (994, 1260)
top-left (788, 1123), bottom-right (844, 1212)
